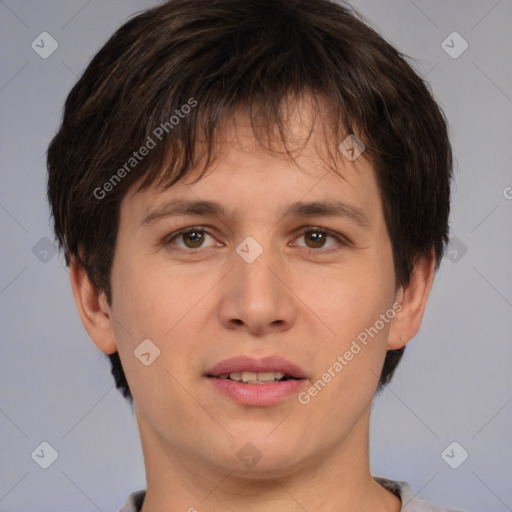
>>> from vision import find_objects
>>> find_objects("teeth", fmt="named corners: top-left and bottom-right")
top-left (222, 371), bottom-right (288, 383)
top-left (256, 372), bottom-right (277, 382)
top-left (241, 371), bottom-right (257, 382)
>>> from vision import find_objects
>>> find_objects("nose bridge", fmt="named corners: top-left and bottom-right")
top-left (234, 233), bottom-right (284, 302)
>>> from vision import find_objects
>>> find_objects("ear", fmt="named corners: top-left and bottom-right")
top-left (69, 257), bottom-right (118, 355)
top-left (387, 249), bottom-right (436, 350)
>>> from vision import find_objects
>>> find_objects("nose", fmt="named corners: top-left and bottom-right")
top-left (217, 239), bottom-right (297, 336)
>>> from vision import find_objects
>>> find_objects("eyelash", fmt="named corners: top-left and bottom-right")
top-left (163, 225), bottom-right (351, 255)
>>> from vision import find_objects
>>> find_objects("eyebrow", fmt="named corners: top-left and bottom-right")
top-left (141, 199), bottom-right (371, 228)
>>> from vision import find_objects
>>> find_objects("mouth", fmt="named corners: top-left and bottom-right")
top-left (212, 371), bottom-right (300, 385)
top-left (206, 355), bottom-right (307, 381)
top-left (206, 356), bottom-right (308, 406)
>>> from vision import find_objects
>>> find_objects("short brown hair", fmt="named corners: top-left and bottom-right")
top-left (47, 0), bottom-right (453, 403)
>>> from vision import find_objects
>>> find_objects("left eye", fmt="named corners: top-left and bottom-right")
top-left (293, 228), bottom-right (344, 252)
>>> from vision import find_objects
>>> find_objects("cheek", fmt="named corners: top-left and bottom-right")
top-left (304, 256), bottom-right (395, 395)
top-left (110, 254), bottom-right (194, 337)
top-left (109, 255), bottom-right (220, 378)
top-left (310, 260), bottom-right (393, 341)
top-left (108, 261), bottom-right (203, 406)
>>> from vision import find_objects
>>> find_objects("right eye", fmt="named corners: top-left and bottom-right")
top-left (164, 226), bottom-right (222, 253)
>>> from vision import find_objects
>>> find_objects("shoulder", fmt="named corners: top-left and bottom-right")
top-left (118, 489), bottom-right (146, 512)
top-left (374, 477), bottom-right (465, 512)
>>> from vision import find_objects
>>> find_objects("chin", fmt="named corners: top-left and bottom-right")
top-left (210, 433), bottom-right (307, 477)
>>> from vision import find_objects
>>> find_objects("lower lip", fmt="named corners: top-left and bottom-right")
top-left (208, 377), bottom-right (306, 406)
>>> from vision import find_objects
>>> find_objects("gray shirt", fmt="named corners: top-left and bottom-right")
top-left (119, 477), bottom-right (464, 511)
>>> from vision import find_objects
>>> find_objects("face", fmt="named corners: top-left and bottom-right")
top-left (103, 102), bottom-right (401, 479)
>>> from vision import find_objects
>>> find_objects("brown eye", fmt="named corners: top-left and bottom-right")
top-left (292, 227), bottom-right (350, 255)
top-left (165, 227), bottom-right (218, 252)
top-left (180, 229), bottom-right (205, 249)
top-left (303, 230), bottom-right (328, 249)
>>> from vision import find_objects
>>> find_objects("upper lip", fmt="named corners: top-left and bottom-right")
top-left (206, 356), bottom-right (307, 379)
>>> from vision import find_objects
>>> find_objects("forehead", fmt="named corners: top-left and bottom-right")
top-left (121, 96), bottom-right (382, 225)
top-left (205, 94), bottom-right (352, 171)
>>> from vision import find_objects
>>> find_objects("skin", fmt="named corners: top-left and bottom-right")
top-left (70, 97), bottom-right (435, 512)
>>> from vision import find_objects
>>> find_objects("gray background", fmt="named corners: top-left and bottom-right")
top-left (1, 0), bottom-right (511, 511)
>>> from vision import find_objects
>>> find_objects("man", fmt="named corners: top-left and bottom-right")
top-left (47, 1), bottom-right (461, 510)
